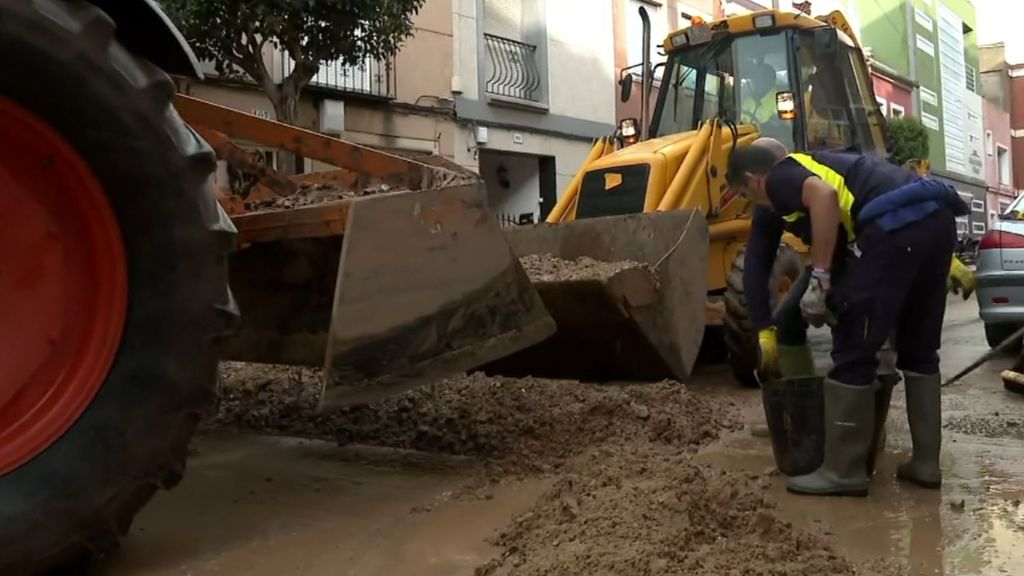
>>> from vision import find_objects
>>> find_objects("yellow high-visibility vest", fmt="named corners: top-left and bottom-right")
top-left (779, 153), bottom-right (858, 241)
top-left (740, 92), bottom-right (778, 125)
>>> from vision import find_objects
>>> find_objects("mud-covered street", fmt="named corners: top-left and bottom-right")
top-left (87, 297), bottom-right (1024, 576)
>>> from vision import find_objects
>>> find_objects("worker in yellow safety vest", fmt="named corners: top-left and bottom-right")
top-left (739, 62), bottom-right (779, 126)
top-left (728, 141), bottom-right (970, 498)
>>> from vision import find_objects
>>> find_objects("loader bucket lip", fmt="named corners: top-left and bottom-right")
top-left (0, 96), bottom-right (127, 474)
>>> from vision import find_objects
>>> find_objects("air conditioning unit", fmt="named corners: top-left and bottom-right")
top-left (318, 99), bottom-right (345, 135)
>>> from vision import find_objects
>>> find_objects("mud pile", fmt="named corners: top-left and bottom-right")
top-left (518, 254), bottom-right (653, 283)
top-left (214, 364), bottom-right (736, 475)
top-left (478, 443), bottom-right (858, 576)
top-left (213, 364), bottom-right (876, 576)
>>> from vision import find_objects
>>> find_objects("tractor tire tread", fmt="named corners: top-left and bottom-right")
top-left (0, 2), bottom-right (235, 573)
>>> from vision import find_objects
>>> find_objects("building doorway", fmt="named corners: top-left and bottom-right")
top-left (478, 150), bottom-right (556, 226)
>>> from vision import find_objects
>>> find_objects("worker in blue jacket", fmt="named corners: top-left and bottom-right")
top-left (727, 143), bottom-right (969, 497)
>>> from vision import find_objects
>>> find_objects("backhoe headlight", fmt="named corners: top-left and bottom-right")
top-left (753, 14), bottom-right (775, 29)
top-left (619, 118), bottom-right (638, 138)
top-left (776, 92), bottom-right (796, 120)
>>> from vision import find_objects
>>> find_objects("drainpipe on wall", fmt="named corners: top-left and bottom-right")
top-left (451, 8), bottom-right (462, 94)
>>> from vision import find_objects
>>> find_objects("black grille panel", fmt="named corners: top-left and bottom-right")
top-left (576, 164), bottom-right (651, 219)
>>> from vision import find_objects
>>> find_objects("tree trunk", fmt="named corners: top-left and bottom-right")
top-left (268, 88), bottom-right (300, 175)
top-left (266, 69), bottom-right (314, 176)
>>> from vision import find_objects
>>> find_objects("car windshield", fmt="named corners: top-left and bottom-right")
top-left (651, 31), bottom-right (795, 149)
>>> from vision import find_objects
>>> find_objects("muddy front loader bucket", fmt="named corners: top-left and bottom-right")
top-left (225, 181), bottom-right (557, 405)
top-left (221, 182), bottom-right (555, 408)
top-left (322, 183), bottom-right (556, 406)
top-left (483, 209), bottom-right (709, 382)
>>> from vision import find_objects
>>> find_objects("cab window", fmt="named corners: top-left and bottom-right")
top-left (798, 32), bottom-right (878, 153)
top-left (657, 62), bottom-right (722, 137)
top-left (653, 31), bottom-right (795, 150)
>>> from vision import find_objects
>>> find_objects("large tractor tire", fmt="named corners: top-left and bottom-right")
top-left (724, 245), bottom-right (803, 387)
top-left (0, 1), bottom-right (235, 572)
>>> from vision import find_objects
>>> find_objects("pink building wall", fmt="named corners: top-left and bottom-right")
top-left (983, 98), bottom-right (1015, 223)
top-left (871, 74), bottom-right (913, 118)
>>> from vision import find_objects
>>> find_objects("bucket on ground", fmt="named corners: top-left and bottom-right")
top-left (762, 376), bottom-right (893, 477)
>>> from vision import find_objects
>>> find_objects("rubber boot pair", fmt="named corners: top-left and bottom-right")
top-left (896, 371), bottom-right (942, 489)
top-left (787, 378), bottom-right (875, 497)
top-left (787, 372), bottom-right (942, 496)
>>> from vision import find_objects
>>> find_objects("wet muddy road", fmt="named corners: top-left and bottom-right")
top-left (90, 297), bottom-right (1024, 576)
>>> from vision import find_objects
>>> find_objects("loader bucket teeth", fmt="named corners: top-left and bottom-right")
top-left (320, 183), bottom-right (555, 407)
top-left (484, 210), bottom-right (709, 382)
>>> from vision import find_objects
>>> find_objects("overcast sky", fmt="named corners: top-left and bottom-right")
top-left (974, 0), bottom-right (1023, 62)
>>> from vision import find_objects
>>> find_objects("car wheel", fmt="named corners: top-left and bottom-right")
top-left (984, 322), bottom-right (1023, 352)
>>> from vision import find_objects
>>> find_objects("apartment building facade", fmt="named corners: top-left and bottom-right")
top-left (177, 0), bottom-right (618, 224)
top-left (451, 0), bottom-right (617, 223)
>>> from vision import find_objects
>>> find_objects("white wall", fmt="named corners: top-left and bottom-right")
top-left (453, 0), bottom-right (480, 99)
top-left (545, 0), bottom-right (616, 123)
top-left (479, 150), bottom-right (541, 220)
top-left (976, 0), bottom-right (1024, 64)
top-left (965, 91), bottom-right (987, 181)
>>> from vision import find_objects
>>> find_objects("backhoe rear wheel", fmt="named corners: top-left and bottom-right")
top-left (724, 245), bottom-right (803, 387)
top-left (0, 2), bottom-right (235, 573)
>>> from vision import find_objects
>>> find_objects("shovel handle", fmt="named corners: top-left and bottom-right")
top-left (942, 324), bottom-right (1024, 387)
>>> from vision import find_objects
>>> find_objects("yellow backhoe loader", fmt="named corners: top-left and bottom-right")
top-left (485, 8), bottom-right (889, 385)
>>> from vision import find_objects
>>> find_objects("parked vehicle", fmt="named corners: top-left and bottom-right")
top-left (975, 194), bottom-right (1024, 349)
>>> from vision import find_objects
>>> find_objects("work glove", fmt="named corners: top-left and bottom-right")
top-left (757, 327), bottom-right (780, 379)
top-left (948, 256), bottom-right (975, 301)
top-left (800, 270), bottom-right (836, 328)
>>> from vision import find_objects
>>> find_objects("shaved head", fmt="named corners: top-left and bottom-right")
top-left (751, 137), bottom-right (788, 159)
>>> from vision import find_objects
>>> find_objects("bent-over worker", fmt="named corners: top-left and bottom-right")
top-left (727, 145), bottom-right (969, 497)
top-left (742, 138), bottom-right (816, 381)
top-left (744, 138), bottom-right (902, 384)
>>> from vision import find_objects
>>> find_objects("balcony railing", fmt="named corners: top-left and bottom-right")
top-left (483, 34), bottom-right (542, 102)
top-left (281, 53), bottom-right (396, 100)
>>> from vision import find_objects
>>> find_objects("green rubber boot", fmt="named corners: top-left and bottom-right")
top-left (896, 371), bottom-right (942, 489)
top-left (777, 344), bottom-right (816, 378)
top-left (787, 378), bottom-right (875, 497)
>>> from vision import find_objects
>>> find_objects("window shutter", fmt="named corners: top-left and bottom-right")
top-left (484, 0), bottom-right (523, 41)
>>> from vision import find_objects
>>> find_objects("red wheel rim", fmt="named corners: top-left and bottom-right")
top-left (0, 96), bottom-right (127, 474)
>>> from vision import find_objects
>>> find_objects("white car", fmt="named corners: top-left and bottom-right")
top-left (975, 195), bottom-right (1024, 349)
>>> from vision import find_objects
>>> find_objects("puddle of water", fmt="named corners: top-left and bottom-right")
top-left (91, 434), bottom-right (549, 576)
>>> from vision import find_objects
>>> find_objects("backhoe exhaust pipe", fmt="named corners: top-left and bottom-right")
top-left (639, 5), bottom-right (651, 141)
